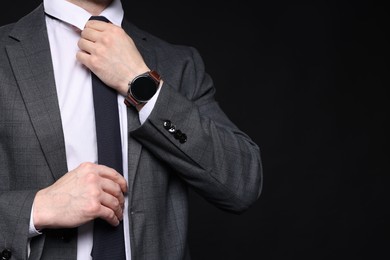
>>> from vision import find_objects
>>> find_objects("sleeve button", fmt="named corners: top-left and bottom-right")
top-left (179, 134), bottom-right (187, 143)
top-left (174, 130), bottom-right (183, 139)
top-left (168, 125), bottom-right (176, 133)
top-left (163, 120), bottom-right (172, 130)
top-left (1, 249), bottom-right (12, 260)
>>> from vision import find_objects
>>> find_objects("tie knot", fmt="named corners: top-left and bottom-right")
top-left (89, 16), bottom-right (110, 23)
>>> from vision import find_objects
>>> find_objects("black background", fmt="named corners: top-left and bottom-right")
top-left (2, 1), bottom-right (388, 259)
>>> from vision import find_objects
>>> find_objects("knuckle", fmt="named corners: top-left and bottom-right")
top-left (112, 199), bottom-right (120, 209)
top-left (88, 186), bottom-right (101, 197)
top-left (85, 172), bottom-right (99, 184)
top-left (101, 35), bottom-right (111, 45)
top-left (114, 184), bottom-right (122, 195)
top-left (84, 201), bottom-right (100, 215)
top-left (80, 161), bottom-right (94, 170)
top-left (107, 210), bottom-right (116, 221)
top-left (90, 55), bottom-right (100, 67)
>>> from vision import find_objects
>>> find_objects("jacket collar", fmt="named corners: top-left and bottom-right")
top-left (43, 0), bottom-right (124, 31)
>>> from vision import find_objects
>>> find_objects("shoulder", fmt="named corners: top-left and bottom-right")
top-left (0, 4), bottom-right (45, 47)
top-left (122, 18), bottom-right (204, 64)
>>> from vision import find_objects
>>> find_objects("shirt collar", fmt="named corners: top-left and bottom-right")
top-left (43, 0), bottom-right (124, 30)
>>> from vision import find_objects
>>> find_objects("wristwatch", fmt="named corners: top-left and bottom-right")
top-left (124, 70), bottom-right (161, 107)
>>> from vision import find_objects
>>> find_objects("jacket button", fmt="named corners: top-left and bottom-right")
top-left (1, 248), bottom-right (12, 260)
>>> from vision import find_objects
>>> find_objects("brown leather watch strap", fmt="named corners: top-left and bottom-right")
top-left (148, 70), bottom-right (161, 83)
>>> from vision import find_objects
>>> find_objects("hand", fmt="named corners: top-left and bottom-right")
top-left (33, 162), bottom-right (128, 230)
top-left (77, 19), bottom-right (150, 96)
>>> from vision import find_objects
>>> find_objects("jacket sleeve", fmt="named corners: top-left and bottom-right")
top-left (130, 46), bottom-right (263, 213)
top-left (0, 190), bottom-right (37, 259)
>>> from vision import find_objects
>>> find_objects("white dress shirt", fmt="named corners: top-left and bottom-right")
top-left (29, 0), bottom-right (161, 259)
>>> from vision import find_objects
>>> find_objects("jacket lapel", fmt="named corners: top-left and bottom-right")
top-left (6, 5), bottom-right (68, 181)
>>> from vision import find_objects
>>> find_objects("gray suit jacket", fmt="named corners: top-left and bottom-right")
top-left (0, 4), bottom-right (262, 260)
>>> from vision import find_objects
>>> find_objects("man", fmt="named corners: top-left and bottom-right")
top-left (0, 0), bottom-right (263, 259)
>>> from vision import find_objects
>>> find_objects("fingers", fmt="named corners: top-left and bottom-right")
top-left (77, 27), bottom-right (112, 73)
top-left (77, 37), bottom-right (95, 56)
top-left (85, 19), bottom-right (111, 31)
top-left (95, 164), bottom-right (128, 193)
top-left (79, 162), bottom-right (128, 225)
top-left (92, 172), bottom-right (125, 226)
top-left (88, 163), bottom-right (127, 224)
top-left (98, 189), bottom-right (124, 225)
top-left (77, 26), bottom-right (109, 59)
top-left (99, 176), bottom-right (125, 209)
top-left (98, 204), bottom-right (121, 226)
top-left (81, 21), bottom-right (118, 43)
top-left (80, 27), bottom-right (101, 43)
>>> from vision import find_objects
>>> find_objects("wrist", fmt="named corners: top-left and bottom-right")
top-left (32, 190), bottom-right (45, 230)
top-left (124, 70), bottom-right (161, 108)
top-left (33, 188), bottom-right (55, 230)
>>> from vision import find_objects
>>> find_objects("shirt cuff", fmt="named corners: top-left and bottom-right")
top-left (29, 203), bottom-right (43, 238)
top-left (138, 82), bottom-right (162, 124)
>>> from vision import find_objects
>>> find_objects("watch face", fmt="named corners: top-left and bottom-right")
top-left (131, 76), bottom-right (158, 102)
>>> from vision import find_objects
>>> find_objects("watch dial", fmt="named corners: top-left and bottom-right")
top-left (132, 77), bottom-right (157, 101)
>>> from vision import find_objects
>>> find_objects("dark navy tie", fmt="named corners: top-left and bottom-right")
top-left (89, 15), bottom-right (126, 260)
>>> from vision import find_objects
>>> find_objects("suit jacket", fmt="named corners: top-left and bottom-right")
top-left (0, 4), bottom-right (263, 260)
